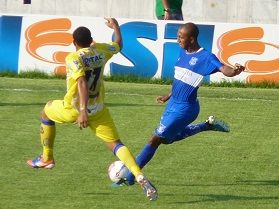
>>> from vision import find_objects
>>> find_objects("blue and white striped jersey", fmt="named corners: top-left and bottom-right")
top-left (171, 48), bottom-right (223, 102)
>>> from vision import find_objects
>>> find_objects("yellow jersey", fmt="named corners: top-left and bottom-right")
top-left (63, 42), bottom-right (120, 113)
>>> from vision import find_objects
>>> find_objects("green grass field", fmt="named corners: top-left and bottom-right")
top-left (0, 77), bottom-right (278, 209)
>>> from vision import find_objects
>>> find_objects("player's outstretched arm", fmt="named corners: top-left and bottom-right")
top-left (104, 17), bottom-right (122, 49)
top-left (220, 63), bottom-right (245, 77)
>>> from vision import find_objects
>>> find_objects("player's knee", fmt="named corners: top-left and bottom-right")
top-left (46, 100), bottom-right (53, 106)
top-left (40, 109), bottom-right (48, 119)
top-left (148, 135), bottom-right (162, 147)
top-left (41, 117), bottom-right (55, 126)
top-left (40, 110), bottom-right (55, 126)
top-left (40, 101), bottom-right (53, 118)
top-left (105, 140), bottom-right (122, 152)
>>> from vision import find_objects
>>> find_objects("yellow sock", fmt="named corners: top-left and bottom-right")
top-left (40, 123), bottom-right (56, 161)
top-left (115, 146), bottom-right (142, 178)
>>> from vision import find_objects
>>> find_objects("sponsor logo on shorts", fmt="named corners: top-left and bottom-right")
top-left (157, 123), bottom-right (166, 134)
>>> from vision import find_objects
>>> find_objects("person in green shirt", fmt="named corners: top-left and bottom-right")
top-left (156, 0), bottom-right (183, 20)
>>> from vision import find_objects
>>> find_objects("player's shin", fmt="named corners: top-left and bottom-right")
top-left (126, 143), bottom-right (158, 184)
top-left (40, 119), bottom-right (56, 161)
top-left (112, 142), bottom-right (158, 200)
top-left (113, 143), bottom-right (142, 178)
top-left (174, 123), bottom-right (209, 141)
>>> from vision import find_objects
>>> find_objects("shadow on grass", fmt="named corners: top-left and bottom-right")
top-left (83, 191), bottom-right (136, 197)
top-left (162, 180), bottom-right (279, 204)
top-left (181, 194), bottom-right (279, 204)
top-left (239, 180), bottom-right (279, 185)
top-left (0, 102), bottom-right (45, 107)
top-left (161, 179), bottom-right (279, 187)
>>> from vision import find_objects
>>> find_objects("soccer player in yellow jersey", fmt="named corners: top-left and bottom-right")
top-left (27, 18), bottom-right (158, 201)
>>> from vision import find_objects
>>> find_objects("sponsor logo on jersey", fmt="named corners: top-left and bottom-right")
top-left (174, 66), bottom-right (203, 87)
top-left (73, 60), bottom-right (79, 68)
top-left (82, 54), bottom-right (105, 67)
top-left (109, 46), bottom-right (116, 52)
top-left (189, 57), bottom-right (198, 66)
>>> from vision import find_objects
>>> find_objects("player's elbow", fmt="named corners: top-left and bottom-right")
top-left (77, 76), bottom-right (88, 90)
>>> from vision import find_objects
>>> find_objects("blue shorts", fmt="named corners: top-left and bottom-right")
top-left (155, 99), bottom-right (200, 143)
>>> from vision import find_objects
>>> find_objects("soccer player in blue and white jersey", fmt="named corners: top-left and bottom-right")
top-left (118, 22), bottom-right (245, 186)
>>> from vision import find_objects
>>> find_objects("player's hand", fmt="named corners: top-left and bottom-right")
top-left (104, 17), bottom-right (119, 29)
top-left (234, 63), bottom-right (245, 75)
top-left (156, 95), bottom-right (170, 104)
top-left (76, 110), bottom-right (89, 130)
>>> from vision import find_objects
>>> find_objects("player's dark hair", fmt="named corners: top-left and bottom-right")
top-left (181, 22), bottom-right (199, 40)
top-left (73, 26), bottom-right (92, 47)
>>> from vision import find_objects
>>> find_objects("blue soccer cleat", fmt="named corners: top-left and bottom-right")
top-left (111, 178), bottom-right (129, 187)
top-left (206, 116), bottom-right (230, 132)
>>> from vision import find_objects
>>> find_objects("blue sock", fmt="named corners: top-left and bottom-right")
top-left (174, 122), bottom-right (209, 141)
top-left (126, 144), bottom-right (157, 185)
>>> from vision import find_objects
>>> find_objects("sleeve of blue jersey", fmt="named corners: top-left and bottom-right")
top-left (208, 54), bottom-right (224, 74)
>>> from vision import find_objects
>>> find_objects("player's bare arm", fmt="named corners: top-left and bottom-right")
top-left (220, 63), bottom-right (245, 77)
top-left (104, 17), bottom-right (122, 49)
top-left (76, 76), bottom-right (89, 129)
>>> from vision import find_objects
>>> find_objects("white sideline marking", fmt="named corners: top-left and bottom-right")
top-left (199, 96), bottom-right (275, 102)
top-left (0, 88), bottom-right (277, 102)
top-left (0, 88), bottom-right (61, 92)
top-left (107, 92), bottom-right (277, 102)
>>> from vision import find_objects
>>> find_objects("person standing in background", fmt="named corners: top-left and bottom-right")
top-left (156, 0), bottom-right (184, 20)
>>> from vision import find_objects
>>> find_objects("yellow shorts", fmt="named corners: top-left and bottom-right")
top-left (44, 100), bottom-right (119, 142)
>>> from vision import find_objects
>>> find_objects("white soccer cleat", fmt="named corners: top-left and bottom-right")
top-left (136, 174), bottom-right (158, 201)
top-left (206, 116), bottom-right (230, 132)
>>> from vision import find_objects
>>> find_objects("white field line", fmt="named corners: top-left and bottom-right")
top-left (0, 88), bottom-right (277, 102)
top-left (106, 92), bottom-right (277, 102)
top-left (0, 88), bottom-right (61, 92)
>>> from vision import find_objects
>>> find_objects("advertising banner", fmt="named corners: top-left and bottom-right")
top-left (212, 23), bottom-right (279, 83)
top-left (0, 15), bottom-right (278, 83)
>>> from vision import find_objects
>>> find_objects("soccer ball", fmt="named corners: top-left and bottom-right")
top-left (108, 161), bottom-right (129, 183)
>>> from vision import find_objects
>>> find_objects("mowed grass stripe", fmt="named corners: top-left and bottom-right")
top-left (0, 77), bottom-right (278, 209)
top-left (1, 87), bottom-right (278, 103)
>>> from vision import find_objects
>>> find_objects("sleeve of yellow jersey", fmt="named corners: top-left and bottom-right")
top-left (97, 42), bottom-right (120, 60)
top-left (65, 52), bottom-right (85, 80)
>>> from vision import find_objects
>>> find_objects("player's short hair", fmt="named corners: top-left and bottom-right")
top-left (180, 22), bottom-right (199, 40)
top-left (73, 26), bottom-right (92, 47)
